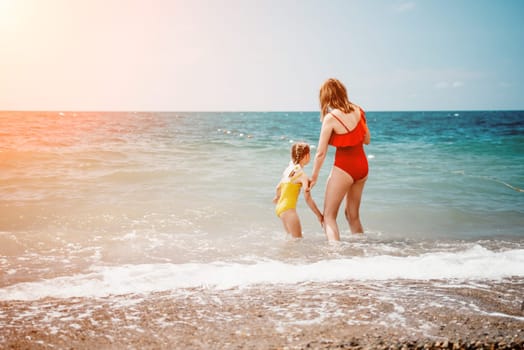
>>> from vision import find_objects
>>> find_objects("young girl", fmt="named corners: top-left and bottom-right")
top-left (273, 142), bottom-right (323, 238)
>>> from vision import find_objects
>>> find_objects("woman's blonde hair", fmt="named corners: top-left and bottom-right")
top-left (319, 78), bottom-right (354, 119)
top-left (291, 142), bottom-right (310, 165)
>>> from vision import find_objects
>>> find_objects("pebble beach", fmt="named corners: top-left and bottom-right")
top-left (2, 279), bottom-right (523, 349)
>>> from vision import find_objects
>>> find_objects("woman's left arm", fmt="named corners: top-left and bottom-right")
top-left (308, 118), bottom-right (332, 191)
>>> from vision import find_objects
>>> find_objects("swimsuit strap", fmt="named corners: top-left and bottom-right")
top-left (330, 113), bottom-right (351, 133)
top-left (281, 162), bottom-right (303, 183)
top-left (288, 164), bottom-right (303, 181)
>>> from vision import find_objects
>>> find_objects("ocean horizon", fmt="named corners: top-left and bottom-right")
top-left (3, 108), bottom-right (524, 112)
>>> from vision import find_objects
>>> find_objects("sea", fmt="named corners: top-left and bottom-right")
top-left (0, 110), bottom-right (523, 342)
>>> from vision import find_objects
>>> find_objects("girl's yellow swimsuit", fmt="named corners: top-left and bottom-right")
top-left (275, 163), bottom-right (303, 217)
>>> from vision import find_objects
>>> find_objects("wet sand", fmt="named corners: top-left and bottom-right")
top-left (1, 279), bottom-right (523, 349)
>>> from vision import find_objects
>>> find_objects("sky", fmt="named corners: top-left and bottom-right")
top-left (0, 0), bottom-right (523, 111)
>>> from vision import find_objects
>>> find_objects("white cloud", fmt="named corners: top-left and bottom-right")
top-left (394, 2), bottom-right (416, 13)
top-left (434, 81), bottom-right (464, 89)
top-left (435, 81), bottom-right (449, 89)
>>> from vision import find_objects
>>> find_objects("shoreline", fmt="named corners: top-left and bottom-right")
top-left (1, 279), bottom-right (523, 349)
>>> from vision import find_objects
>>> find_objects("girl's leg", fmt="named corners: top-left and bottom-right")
top-left (344, 177), bottom-right (367, 234)
top-left (323, 167), bottom-right (353, 241)
top-left (280, 209), bottom-right (302, 238)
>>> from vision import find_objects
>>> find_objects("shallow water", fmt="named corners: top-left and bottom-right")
top-left (0, 110), bottom-right (523, 300)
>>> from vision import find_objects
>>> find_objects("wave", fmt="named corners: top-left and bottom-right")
top-left (0, 245), bottom-right (522, 301)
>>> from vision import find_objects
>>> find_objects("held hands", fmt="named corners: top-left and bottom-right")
top-left (306, 177), bottom-right (317, 192)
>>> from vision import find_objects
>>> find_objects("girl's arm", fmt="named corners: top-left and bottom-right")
top-left (301, 175), bottom-right (323, 224)
top-left (308, 118), bottom-right (332, 191)
top-left (272, 183), bottom-right (281, 204)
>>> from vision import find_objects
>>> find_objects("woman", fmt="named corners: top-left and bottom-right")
top-left (308, 78), bottom-right (370, 241)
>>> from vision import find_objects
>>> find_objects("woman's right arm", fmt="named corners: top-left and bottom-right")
top-left (360, 108), bottom-right (371, 145)
top-left (308, 118), bottom-right (332, 191)
top-left (363, 122), bottom-right (371, 145)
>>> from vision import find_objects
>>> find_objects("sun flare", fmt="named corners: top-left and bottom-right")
top-left (0, 0), bottom-right (23, 30)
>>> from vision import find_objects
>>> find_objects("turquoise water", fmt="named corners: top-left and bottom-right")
top-left (0, 110), bottom-right (523, 299)
top-left (167, 110), bottom-right (524, 239)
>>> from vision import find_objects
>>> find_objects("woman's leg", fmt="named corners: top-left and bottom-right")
top-left (344, 177), bottom-right (367, 234)
top-left (280, 209), bottom-right (302, 238)
top-left (323, 167), bottom-right (353, 241)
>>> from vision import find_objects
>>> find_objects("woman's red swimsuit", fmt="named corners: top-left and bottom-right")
top-left (328, 108), bottom-right (369, 181)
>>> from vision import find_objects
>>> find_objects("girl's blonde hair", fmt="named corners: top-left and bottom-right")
top-left (319, 78), bottom-right (354, 119)
top-left (291, 142), bottom-right (310, 165)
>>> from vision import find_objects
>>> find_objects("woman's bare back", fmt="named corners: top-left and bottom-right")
top-left (329, 107), bottom-right (361, 134)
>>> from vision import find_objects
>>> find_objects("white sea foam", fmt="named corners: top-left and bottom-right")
top-left (0, 245), bottom-right (522, 301)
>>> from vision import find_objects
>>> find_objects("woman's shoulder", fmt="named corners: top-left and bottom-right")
top-left (321, 112), bottom-right (333, 123)
top-left (321, 112), bottom-right (338, 129)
